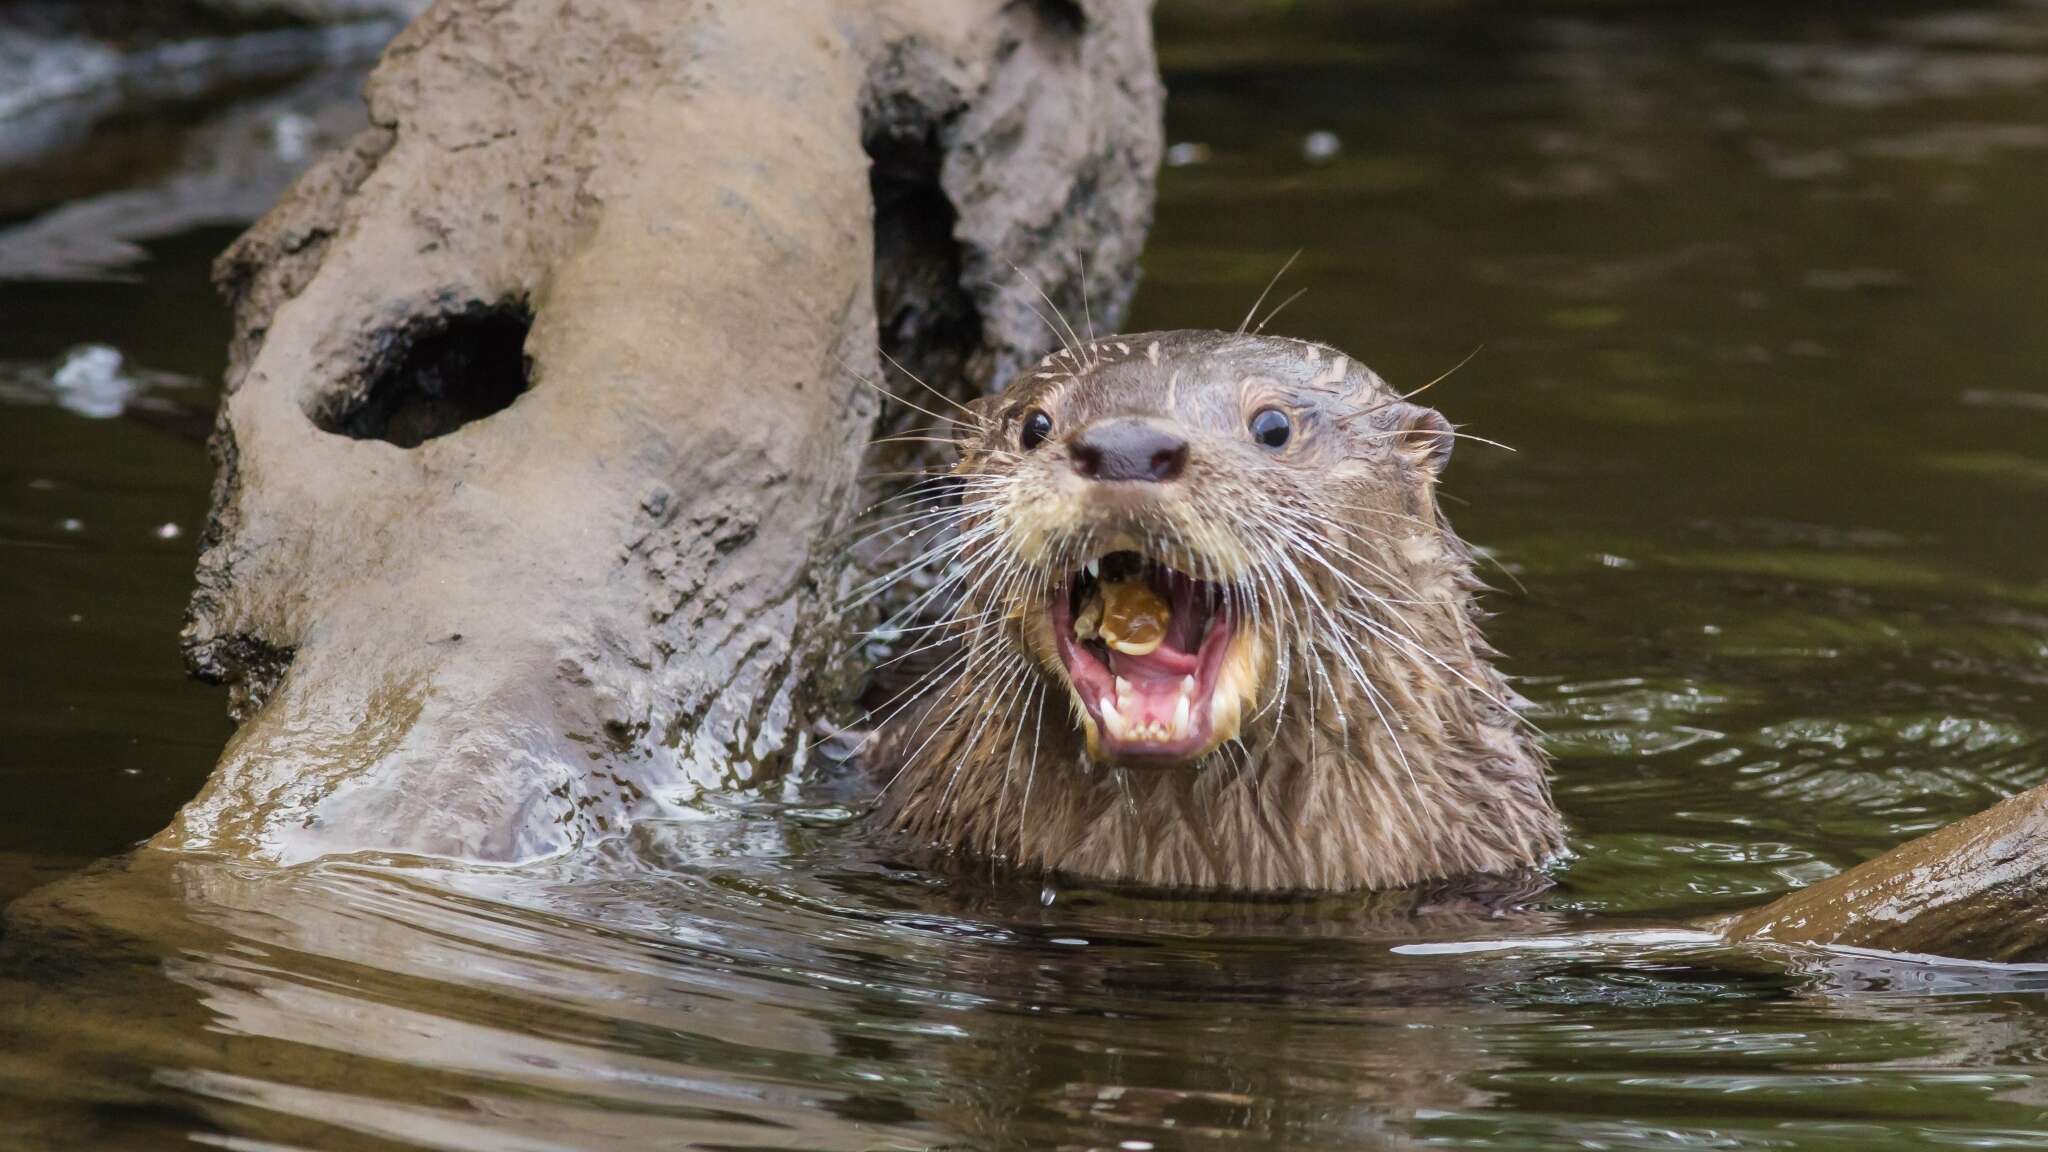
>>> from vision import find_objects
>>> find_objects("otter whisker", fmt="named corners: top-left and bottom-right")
top-left (871, 639), bottom-right (1025, 805)
top-left (1251, 286), bottom-right (1308, 336)
top-left (855, 473), bottom-right (1005, 519)
top-left (864, 434), bottom-right (978, 450)
top-left (1330, 607), bottom-right (1543, 736)
top-left (1253, 498), bottom-right (1455, 631)
top-left (837, 354), bottom-right (965, 430)
top-left (1003, 258), bottom-right (1087, 366)
top-left (840, 518), bottom-right (1003, 604)
top-left (1335, 638), bottom-right (1430, 808)
top-left (861, 635), bottom-right (984, 724)
top-left (868, 609), bottom-right (1017, 669)
top-left (1344, 423), bottom-right (1520, 455)
top-left (1251, 528), bottom-right (1435, 814)
top-left (862, 475), bottom-right (1012, 518)
top-left (1398, 342), bottom-right (1485, 403)
top-left (1262, 517), bottom-right (1513, 709)
top-left (844, 501), bottom-right (972, 548)
top-left (859, 598), bottom-right (1021, 643)
top-left (877, 347), bottom-right (986, 424)
top-left (1111, 765), bottom-right (1137, 819)
top-left (1079, 251), bottom-right (1097, 349)
top-left (1017, 668), bottom-right (1049, 864)
top-left (1235, 537), bottom-right (1296, 728)
top-left (857, 486), bottom-right (963, 521)
top-left (1252, 525), bottom-right (1378, 698)
top-left (939, 651), bottom-right (1037, 826)
top-left (1259, 507), bottom-right (1439, 608)
top-left (991, 674), bottom-right (1050, 869)
top-left (1236, 248), bottom-right (1301, 337)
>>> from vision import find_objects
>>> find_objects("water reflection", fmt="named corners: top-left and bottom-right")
top-left (0, 832), bottom-right (1550, 1149)
top-left (14, 831), bottom-right (2048, 1150)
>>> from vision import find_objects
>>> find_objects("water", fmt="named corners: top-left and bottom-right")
top-left (5, 1), bottom-right (2048, 1147)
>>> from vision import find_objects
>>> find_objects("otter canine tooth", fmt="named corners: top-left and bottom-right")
top-left (1172, 694), bottom-right (1190, 736)
top-left (1085, 557), bottom-right (1100, 578)
top-left (1181, 675), bottom-right (1196, 695)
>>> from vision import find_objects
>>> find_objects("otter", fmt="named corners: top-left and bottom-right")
top-left (865, 330), bottom-right (1564, 893)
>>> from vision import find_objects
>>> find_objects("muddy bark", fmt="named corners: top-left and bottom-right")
top-left (165, 0), bottom-right (1160, 863)
top-left (1717, 781), bottom-right (2048, 962)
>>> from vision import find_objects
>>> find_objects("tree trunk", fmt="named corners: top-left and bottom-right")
top-left (1718, 781), bottom-right (2048, 963)
top-left (165, 0), bottom-right (1161, 863)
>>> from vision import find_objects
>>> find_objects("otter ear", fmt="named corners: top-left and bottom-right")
top-left (1378, 401), bottom-right (1454, 475)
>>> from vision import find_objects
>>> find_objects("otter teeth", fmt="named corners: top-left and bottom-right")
top-left (1094, 676), bottom-right (1202, 745)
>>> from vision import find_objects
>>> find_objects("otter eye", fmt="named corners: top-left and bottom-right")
top-left (1019, 408), bottom-right (1053, 451)
top-left (1249, 407), bottom-right (1292, 449)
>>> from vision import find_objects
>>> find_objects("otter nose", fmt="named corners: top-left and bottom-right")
top-left (1069, 418), bottom-right (1189, 483)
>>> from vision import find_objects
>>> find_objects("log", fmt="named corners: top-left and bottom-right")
top-left (1718, 781), bottom-right (2048, 963)
top-left (163, 0), bottom-right (1161, 863)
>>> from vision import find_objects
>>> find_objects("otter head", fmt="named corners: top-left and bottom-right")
top-left (873, 329), bottom-right (1560, 893)
top-left (955, 331), bottom-right (1455, 769)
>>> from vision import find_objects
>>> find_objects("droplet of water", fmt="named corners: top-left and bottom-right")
top-left (51, 345), bottom-right (135, 419)
top-left (1302, 130), bottom-right (1341, 161)
top-left (1165, 141), bottom-right (1211, 167)
top-left (1040, 882), bottom-right (1057, 907)
top-left (271, 111), bottom-right (315, 163)
top-left (154, 522), bottom-right (182, 540)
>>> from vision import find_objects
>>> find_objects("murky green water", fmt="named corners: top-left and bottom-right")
top-left (6, 2), bottom-right (2048, 1148)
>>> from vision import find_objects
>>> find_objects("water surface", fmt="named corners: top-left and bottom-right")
top-left (5, 2), bottom-right (2048, 1148)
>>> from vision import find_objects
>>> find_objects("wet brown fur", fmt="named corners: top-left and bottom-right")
top-left (866, 330), bottom-right (1564, 893)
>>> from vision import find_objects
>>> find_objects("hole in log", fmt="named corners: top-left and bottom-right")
top-left (856, 126), bottom-right (988, 716)
top-left (317, 300), bottom-right (533, 448)
top-left (1033, 0), bottom-right (1085, 36)
top-left (866, 129), bottom-right (982, 407)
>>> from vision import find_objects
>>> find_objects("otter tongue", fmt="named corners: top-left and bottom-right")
top-left (1106, 642), bottom-right (1199, 681)
top-left (1104, 638), bottom-right (1201, 738)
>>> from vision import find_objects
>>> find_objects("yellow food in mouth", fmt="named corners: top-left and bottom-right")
top-left (1072, 573), bottom-right (1169, 656)
top-left (1043, 548), bottom-right (1273, 765)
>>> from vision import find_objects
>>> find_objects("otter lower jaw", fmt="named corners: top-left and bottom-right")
top-left (1049, 551), bottom-right (1251, 765)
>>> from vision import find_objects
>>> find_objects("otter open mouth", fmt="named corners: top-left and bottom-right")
top-left (1050, 550), bottom-right (1241, 764)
